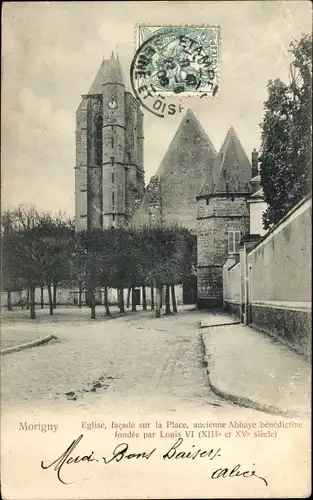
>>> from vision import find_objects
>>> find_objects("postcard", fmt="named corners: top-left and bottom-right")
top-left (1, 1), bottom-right (312, 498)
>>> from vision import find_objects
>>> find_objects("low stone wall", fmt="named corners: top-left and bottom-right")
top-left (1, 285), bottom-right (185, 308)
top-left (223, 196), bottom-right (312, 359)
top-left (251, 304), bottom-right (311, 360)
top-left (224, 300), bottom-right (241, 318)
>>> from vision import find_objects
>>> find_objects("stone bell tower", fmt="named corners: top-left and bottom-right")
top-left (75, 53), bottom-right (144, 231)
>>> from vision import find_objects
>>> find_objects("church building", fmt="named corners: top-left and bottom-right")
top-left (75, 55), bottom-right (264, 307)
top-left (132, 109), bottom-right (217, 232)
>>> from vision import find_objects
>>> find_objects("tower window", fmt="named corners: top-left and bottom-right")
top-left (111, 157), bottom-right (115, 166)
top-left (111, 126), bottom-right (114, 148)
top-left (112, 192), bottom-right (115, 207)
top-left (112, 171), bottom-right (115, 183)
top-left (112, 214), bottom-right (115, 222)
top-left (228, 231), bottom-right (241, 254)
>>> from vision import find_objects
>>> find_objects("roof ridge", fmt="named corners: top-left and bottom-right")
top-left (199, 126), bottom-right (252, 197)
top-left (155, 110), bottom-right (216, 177)
top-left (87, 56), bottom-right (125, 94)
top-left (88, 59), bottom-right (107, 94)
top-left (185, 109), bottom-right (217, 155)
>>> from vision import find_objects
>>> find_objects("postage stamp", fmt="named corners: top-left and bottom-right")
top-left (130, 24), bottom-right (220, 117)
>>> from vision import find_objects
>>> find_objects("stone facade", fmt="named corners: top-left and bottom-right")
top-left (75, 55), bottom-right (144, 231)
top-left (75, 60), bottom-right (261, 308)
top-left (132, 109), bottom-right (217, 232)
top-left (196, 127), bottom-right (253, 308)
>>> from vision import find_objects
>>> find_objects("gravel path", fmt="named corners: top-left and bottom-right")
top-left (1, 307), bottom-right (256, 416)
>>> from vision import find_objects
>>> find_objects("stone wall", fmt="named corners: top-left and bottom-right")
top-left (223, 196), bottom-right (312, 359)
top-left (87, 97), bottom-right (103, 229)
top-left (223, 258), bottom-right (240, 303)
top-left (1, 285), bottom-right (184, 308)
top-left (197, 266), bottom-right (223, 308)
top-left (197, 195), bottom-right (250, 307)
top-left (132, 175), bottom-right (162, 228)
top-left (75, 84), bottom-right (144, 231)
top-left (133, 110), bottom-right (216, 232)
top-left (75, 98), bottom-right (88, 231)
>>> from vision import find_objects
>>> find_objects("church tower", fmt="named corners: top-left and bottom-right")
top-left (75, 53), bottom-right (144, 231)
top-left (196, 127), bottom-right (252, 308)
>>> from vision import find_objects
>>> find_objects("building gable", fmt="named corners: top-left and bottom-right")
top-left (199, 126), bottom-right (252, 198)
top-left (135, 109), bottom-right (217, 230)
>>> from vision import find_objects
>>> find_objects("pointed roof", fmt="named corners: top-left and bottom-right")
top-left (199, 126), bottom-right (252, 197)
top-left (88, 55), bottom-right (124, 94)
top-left (155, 109), bottom-right (216, 177)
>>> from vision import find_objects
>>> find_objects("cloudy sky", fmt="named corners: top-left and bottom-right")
top-left (2, 1), bottom-right (312, 215)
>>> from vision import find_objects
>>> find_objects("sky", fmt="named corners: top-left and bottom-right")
top-left (2, 1), bottom-right (312, 216)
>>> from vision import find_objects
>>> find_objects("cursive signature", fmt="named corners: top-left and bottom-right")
top-left (41, 435), bottom-right (268, 487)
top-left (211, 463), bottom-right (268, 486)
top-left (40, 434), bottom-right (96, 484)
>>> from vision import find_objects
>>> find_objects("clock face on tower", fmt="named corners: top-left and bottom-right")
top-left (108, 99), bottom-right (117, 109)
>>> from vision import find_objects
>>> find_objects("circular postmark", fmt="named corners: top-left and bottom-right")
top-left (130, 26), bottom-right (220, 117)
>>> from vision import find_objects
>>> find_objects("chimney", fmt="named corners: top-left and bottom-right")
top-left (251, 148), bottom-right (258, 178)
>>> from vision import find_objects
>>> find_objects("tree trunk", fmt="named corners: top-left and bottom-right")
top-left (104, 286), bottom-right (111, 317)
top-left (85, 290), bottom-right (89, 306)
top-left (90, 289), bottom-right (96, 319)
top-left (29, 287), bottom-right (36, 319)
top-left (40, 284), bottom-right (44, 309)
top-left (165, 285), bottom-right (171, 315)
top-left (171, 285), bottom-right (177, 313)
top-left (142, 286), bottom-right (147, 311)
top-left (7, 291), bottom-right (12, 311)
top-left (126, 287), bottom-right (131, 308)
top-left (53, 283), bottom-right (57, 309)
top-left (150, 286), bottom-right (154, 310)
top-left (78, 286), bottom-right (82, 309)
top-left (86, 289), bottom-right (92, 308)
top-left (131, 287), bottom-right (136, 312)
top-left (26, 289), bottom-right (30, 310)
top-left (155, 285), bottom-right (162, 318)
top-left (118, 287), bottom-right (125, 313)
top-left (47, 283), bottom-right (53, 315)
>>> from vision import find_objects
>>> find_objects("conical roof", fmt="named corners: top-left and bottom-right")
top-left (199, 126), bottom-right (251, 196)
top-left (88, 54), bottom-right (124, 94)
top-left (155, 109), bottom-right (216, 177)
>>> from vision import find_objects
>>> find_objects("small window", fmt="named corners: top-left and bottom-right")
top-left (112, 214), bottom-right (115, 222)
top-left (111, 157), bottom-right (115, 166)
top-left (206, 197), bottom-right (209, 206)
top-left (112, 192), bottom-right (115, 206)
top-left (111, 126), bottom-right (114, 148)
top-left (112, 171), bottom-right (115, 183)
top-left (228, 231), bottom-right (241, 254)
